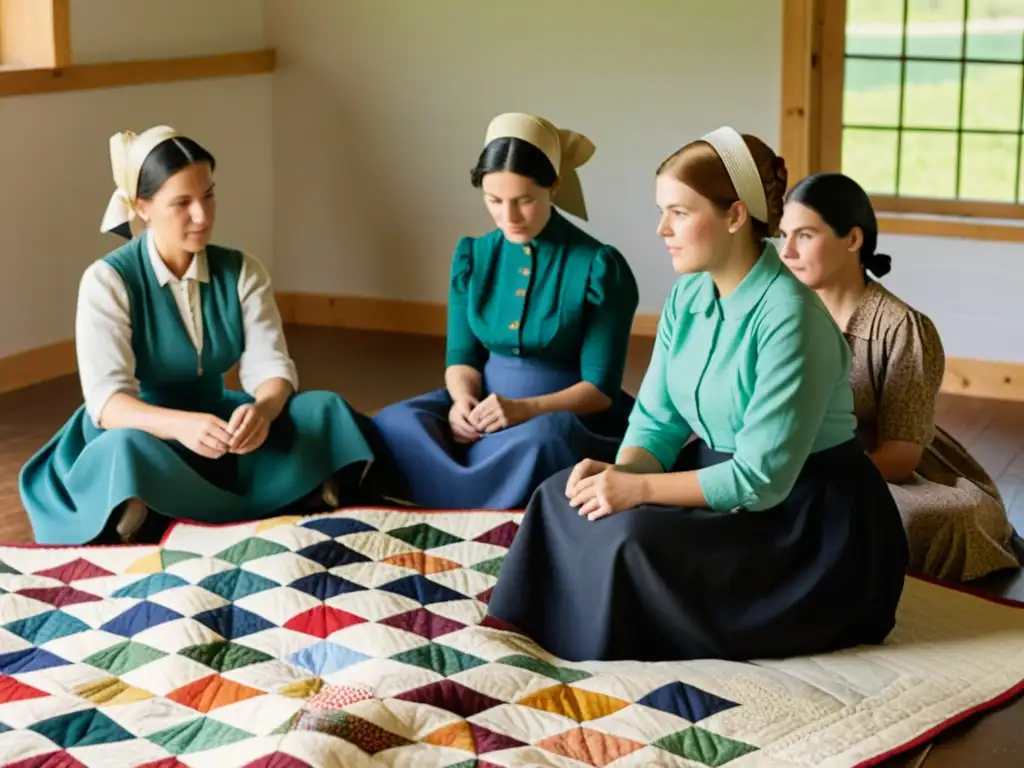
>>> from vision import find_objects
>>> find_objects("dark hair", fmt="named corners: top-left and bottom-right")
top-left (470, 137), bottom-right (557, 188)
top-left (656, 133), bottom-right (788, 243)
top-left (785, 172), bottom-right (892, 278)
top-left (136, 136), bottom-right (216, 200)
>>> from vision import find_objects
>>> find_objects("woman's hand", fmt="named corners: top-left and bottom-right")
top-left (227, 403), bottom-right (271, 454)
top-left (566, 460), bottom-right (647, 521)
top-left (449, 397), bottom-right (481, 444)
top-left (469, 393), bottom-right (531, 434)
top-left (174, 412), bottom-right (235, 459)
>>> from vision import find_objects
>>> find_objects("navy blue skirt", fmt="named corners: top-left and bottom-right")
top-left (369, 354), bottom-right (633, 510)
top-left (486, 438), bottom-right (910, 662)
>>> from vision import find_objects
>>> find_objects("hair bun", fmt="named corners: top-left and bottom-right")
top-left (862, 251), bottom-right (892, 278)
top-left (763, 154), bottom-right (788, 235)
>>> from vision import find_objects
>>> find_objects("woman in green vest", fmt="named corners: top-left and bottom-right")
top-left (19, 126), bottom-right (376, 544)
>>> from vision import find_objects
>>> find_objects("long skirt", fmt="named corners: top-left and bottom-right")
top-left (892, 425), bottom-right (1018, 581)
top-left (486, 438), bottom-right (910, 662)
top-left (19, 390), bottom-right (375, 545)
top-left (369, 354), bottom-right (633, 510)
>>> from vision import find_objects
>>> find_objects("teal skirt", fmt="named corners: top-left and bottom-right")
top-left (19, 390), bottom-right (374, 545)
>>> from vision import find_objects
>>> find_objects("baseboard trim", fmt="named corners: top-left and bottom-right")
top-left (0, 339), bottom-right (76, 395)
top-left (274, 293), bottom-right (1024, 402)
top-left (276, 292), bottom-right (447, 336)
top-left (274, 292), bottom-right (662, 338)
top-left (3, 293), bottom-right (1022, 401)
top-left (941, 358), bottom-right (1024, 402)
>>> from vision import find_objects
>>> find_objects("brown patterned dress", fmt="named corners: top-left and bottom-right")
top-left (846, 281), bottom-right (1018, 581)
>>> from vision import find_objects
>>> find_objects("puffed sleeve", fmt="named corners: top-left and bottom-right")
top-left (617, 280), bottom-right (693, 469)
top-left (237, 252), bottom-right (300, 394)
top-left (75, 261), bottom-right (140, 427)
top-left (696, 301), bottom-right (850, 511)
top-left (580, 247), bottom-right (639, 398)
top-left (877, 311), bottom-right (945, 446)
top-left (445, 237), bottom-right (487, 370)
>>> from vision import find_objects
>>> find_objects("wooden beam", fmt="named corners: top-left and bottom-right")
top-left (816, 0), bottom-right (847, 173)
top-left (872, 195), bottom-right (1024, 222)
top-left (877, 215), bottom-right (1024, 243)
top-left (51, 0), bottom-right (69, 68)
top-left (0, 0), bottom-right (62, 68)
top-left (0, 49), bottom-right (275, 98)
top-left (780, 0), bottom-right (821, 184)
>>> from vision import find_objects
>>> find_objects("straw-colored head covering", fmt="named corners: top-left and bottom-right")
top-left (484, 112), bottom-right (595, 221)
top-left (700, 126), bottom-right (768, 224)
top-left (99, 125), bottom-right (181, 235)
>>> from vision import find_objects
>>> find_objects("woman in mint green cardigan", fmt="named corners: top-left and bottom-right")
top-left (488, 128), bottom-right (909, 663)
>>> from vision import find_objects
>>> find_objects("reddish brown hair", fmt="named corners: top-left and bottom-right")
top-left (656, 134), bottom-right (788, 241)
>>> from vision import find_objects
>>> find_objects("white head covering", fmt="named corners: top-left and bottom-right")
top-left (483, 112), bottom-right (595, 221)
top-left (700, 126), bottom-right (769, 224)
top-left (99, 125), bottom-right (181, 235)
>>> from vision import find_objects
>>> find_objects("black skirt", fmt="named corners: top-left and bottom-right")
top-left (486, 439), bottom-right (910, 662)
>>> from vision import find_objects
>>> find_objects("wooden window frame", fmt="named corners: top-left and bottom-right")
top-left (0, 0), bottom-right (70, 69)
top-left (781, 0), bottom-right (1024, 243)
top-left (0, 0), bottom-right (273, 97)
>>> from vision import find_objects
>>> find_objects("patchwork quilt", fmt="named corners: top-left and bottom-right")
top-left (0, 508), bottom-right (1022, 768)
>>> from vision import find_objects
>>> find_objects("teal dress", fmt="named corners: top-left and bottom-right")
top-left (371, 210), bottom-right (639, 509)
top-left (19, 236), bottom-right (374, 545)
top-left (488, 243), bottom-right (910, 661)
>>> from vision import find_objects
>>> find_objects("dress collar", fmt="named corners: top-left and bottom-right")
top-left (688, 241), bottom-right (783, 318)
top-left (146, 229), bottom-right (209, 286)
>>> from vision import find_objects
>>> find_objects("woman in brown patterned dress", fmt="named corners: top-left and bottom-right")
top-left (778, 172), bottom-right (1018, 581)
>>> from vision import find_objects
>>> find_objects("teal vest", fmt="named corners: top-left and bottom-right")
top-left (103, 236), bottom-right (245, 411)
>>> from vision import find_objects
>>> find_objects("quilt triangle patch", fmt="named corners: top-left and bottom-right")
top-left (30, 708), bottom-right (134, 748)
top-left (34, 558), bottom-right (114, 583)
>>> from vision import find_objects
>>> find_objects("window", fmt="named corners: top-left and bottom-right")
top-left (821, 0), bottom-right (1024, 221)
top-left (0, 0), bottom-right (69, 69)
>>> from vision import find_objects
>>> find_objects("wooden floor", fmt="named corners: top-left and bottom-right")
top-left (3, 325), bottom-right (1024, 542)
top-left (1, 325), bottom-right (1023, 766)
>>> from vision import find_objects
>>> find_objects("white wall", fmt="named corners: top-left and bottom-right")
top-left (266, 0), bottom-right (1023, 364)
top-left (4, 1), bottom-right (1018, 365)
top-left (266, 0), bottom-right (782, 313)
top-left (70, 0), bottom-right (266, 64)
top-left (0, 0), bottom-right (271, 359)
top-left (876, 233), bottom-right (1024, 363)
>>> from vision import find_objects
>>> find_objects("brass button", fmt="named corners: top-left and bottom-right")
top-left (509, 321), bottom-right (519, 330)
top-left (515, 289), bottom-right (526, 297)
top-left (513, 347), bottom-right (520, 355)
top-left (523, 245), bottom-right (533, 255)
top-left (520, 267), bottom-right (530, 276)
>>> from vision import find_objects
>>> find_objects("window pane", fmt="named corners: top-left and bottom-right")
top-left (843, 128), bottom-right (899, 195)
top-left (898, 130), bottom-right (958, 198)
top-left (906, 0), bottom-right (965, 59)
top-left (843, 59), bottom-right (902, 127)
top-left (903, 61), bottom-right (962, 129)
top-left (959, 134), bottom-right (1018, 202)
top-left (963, 63), bottom-right (1023, 131)
top-left (846, 0), bottom-right (905, 57)
top-left (966, 6), bottom-right (1024, 61)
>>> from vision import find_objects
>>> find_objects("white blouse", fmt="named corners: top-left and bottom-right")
top-left (76, 231), bottom-right (299, 426)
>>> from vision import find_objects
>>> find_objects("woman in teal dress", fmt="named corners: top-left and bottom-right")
top-left (370, 112), bottom-right (639, 509)
top-left (488, 127), bottom-right (909, 662)
top-left (19, 125), bottom-right (375, 544)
